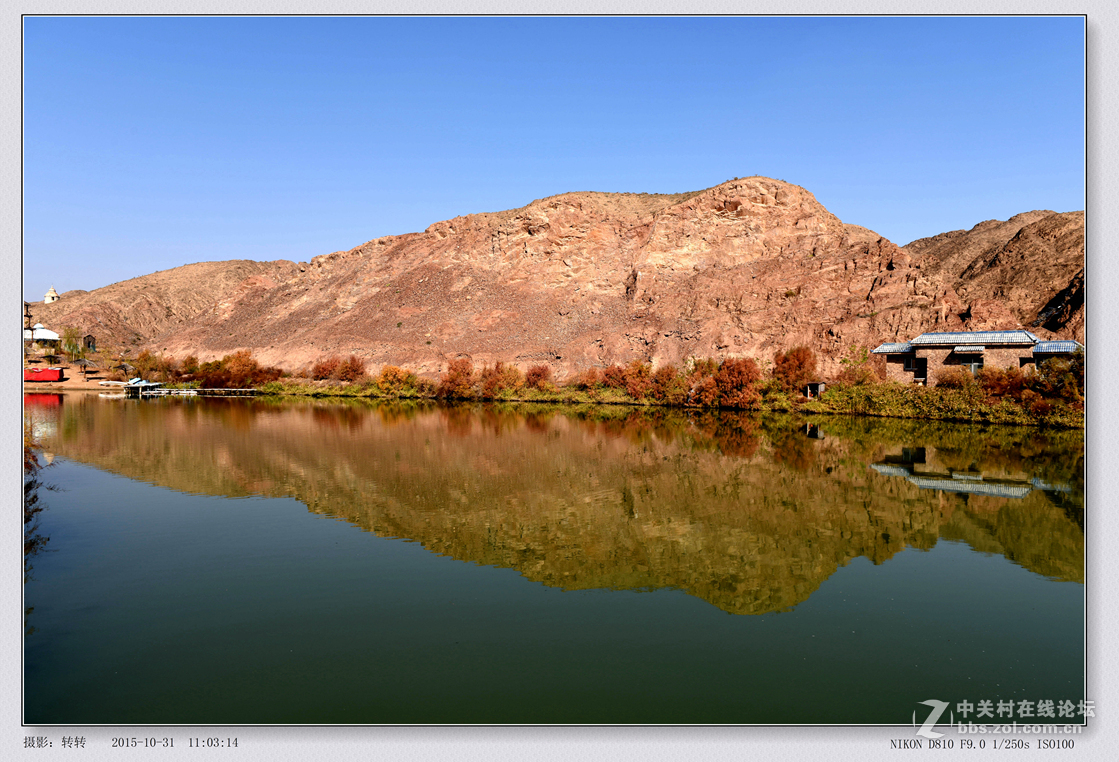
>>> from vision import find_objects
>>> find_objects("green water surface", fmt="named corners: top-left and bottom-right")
top-left (23, 395), bottom-right (1084, 724)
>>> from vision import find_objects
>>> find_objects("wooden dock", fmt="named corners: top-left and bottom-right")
top-left (99, 382), bottom-right (260, 399)
top-left (141, 387), bottom-right (260, 398)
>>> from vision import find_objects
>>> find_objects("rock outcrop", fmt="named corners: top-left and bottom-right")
top-left (27, 177), bottom-right (1084, 377)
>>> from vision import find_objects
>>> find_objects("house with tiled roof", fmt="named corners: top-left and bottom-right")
top-left (871, 330), bottom-right (1083, 385)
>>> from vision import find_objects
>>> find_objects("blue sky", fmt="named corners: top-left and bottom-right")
top-left (22, 16), bottom-right (1085, 302)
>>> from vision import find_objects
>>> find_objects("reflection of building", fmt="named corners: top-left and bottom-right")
top-left (869, 453), bottom-right (1070, 500)
top-left (871, 330), bottom-right (1084, 385)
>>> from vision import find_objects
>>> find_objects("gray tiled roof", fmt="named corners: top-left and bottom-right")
top-left (871, 342), bottom-right (913, 354)
top-left (954, 345), bottom-right (984, 353)
top-left (1033, 340), bottom-right (1084, 354)
top-left (910, 330), bottom-right (1042, 346)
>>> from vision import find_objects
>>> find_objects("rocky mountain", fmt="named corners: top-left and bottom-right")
top-left (27, 177), bottom-right (1084, 378)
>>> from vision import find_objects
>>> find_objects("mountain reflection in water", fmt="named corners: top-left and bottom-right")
top-left (38, 394), bottom-right (1084, 615)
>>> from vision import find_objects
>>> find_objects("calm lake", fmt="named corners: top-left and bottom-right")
top-left (23, 392), bottom-right (1084, 725)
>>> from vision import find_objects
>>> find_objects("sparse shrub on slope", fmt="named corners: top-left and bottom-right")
top-left (835, 345), bottom-right (881, 386)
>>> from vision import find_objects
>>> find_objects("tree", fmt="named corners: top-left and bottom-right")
top-left (60, 327), bottom-right (84, 362)
top-left (772, 346), bottom-right (817, 394)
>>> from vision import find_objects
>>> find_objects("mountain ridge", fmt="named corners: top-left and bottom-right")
top-left (27, 177), bottom-right (1084, 377)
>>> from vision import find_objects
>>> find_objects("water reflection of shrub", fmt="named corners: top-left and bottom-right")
top-left (692, 411), bottom-right (760, 459)
top-left (441, 405), bottom-right (475, 437)
top-left (766, 428), bottom-right (817, 472)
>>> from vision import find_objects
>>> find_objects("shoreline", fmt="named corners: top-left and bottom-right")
top-left (25, 380), bottom-right (1085, 430)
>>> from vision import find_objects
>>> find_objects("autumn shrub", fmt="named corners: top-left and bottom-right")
top-left (834, 345), bottom-right (882, 386)
top-left (976, 366), bottom-right (1026, 402)
top-left (312, 356), bottom-right (342, 381)
top-left (525, 364), bottom-right (553, 391)
top-left (689, 357), bottom-right (719, 379)
top-left (692, 376), bottom-right (720, 407)
top-left (1028, 356), bottom-right (1084, 403)
top-left (566, 368), bottom-right (601, 390)
top-left (179, 350), bottom-right (281, 389)
top-left (480, 362), bottom-right (524, 399)
top-left (934, 366), bottom-right (976, 390)
top-left (772, 346), bottom-right (817, 394)
top-left (133, 350), bottom-right (159, 380)
top-left (156, 355), bottom-right (179, 383)
top-left (438, 358), bottom-right (476, 399)
top-left (181, 355), bottom-right (200, 376)
top-left (601, 364), bottom-right (627, 390)
top-left (378, 365), bottom-right (417, 394)
top-left (623, 360), bottom-right (652, 399)
top-left (715, 357), bottom-right (762, 408)
top-left (330, 355), bottom-right (364, 383)
top-left (649, 364), bottom-right (688, 405)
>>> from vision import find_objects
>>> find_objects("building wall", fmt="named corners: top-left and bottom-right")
top-left (916, 346), bottom-right (1033, 383)
top-left (883, 355), bottom-right (915, 383)
top-left (882, 345), bottom-right (1035, 385)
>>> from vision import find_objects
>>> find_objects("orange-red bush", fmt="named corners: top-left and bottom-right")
top-left (715, 357), bottom-right (762, 408)
top-left (311, 356), bottom-right (341, 381)
top-left (976, 366), bottom-right (1025, 401)
top-left (195, 350), bottom-right (282, 388)
top-left (567, 368), bottom-right (601, 390)
top-left (623, 360), bottom-right (652, 399)
top-left (336, 355), bottom-right (367, 383)
top-left (601, 364), bottom-right (627, 390)
top-left (525, 364), bottom-right (553, 391)
top-left (650, 364), bottom-right (688, 405)
top-left (438, 358), bottom-right (476, 399)
top-left (479, 362), bottom-right (523, 399)
top-left (772, 346), bottom-right (817, 393)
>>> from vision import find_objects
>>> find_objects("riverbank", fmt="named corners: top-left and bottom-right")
top-left (249, 378), bottom-right (1082, 429)
top-left (25, 353), bottom-right (1084, 430)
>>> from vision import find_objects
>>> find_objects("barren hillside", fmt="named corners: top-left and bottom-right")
top-left (27, 177), bottom-right (1084, 377)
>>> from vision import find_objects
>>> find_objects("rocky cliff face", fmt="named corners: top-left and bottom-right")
top-left (28, 177), bottom-right (1084, 377)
